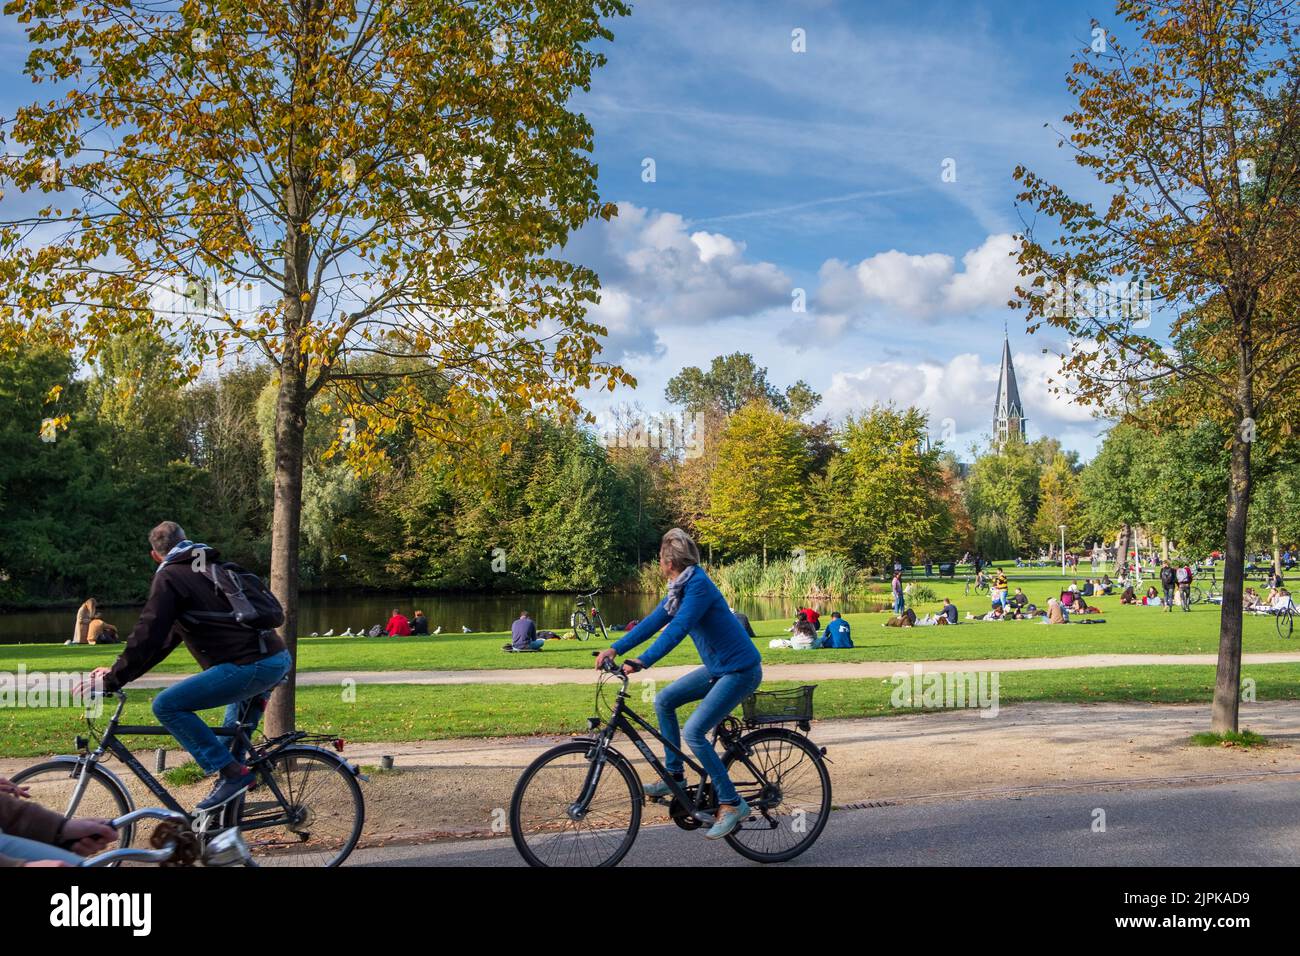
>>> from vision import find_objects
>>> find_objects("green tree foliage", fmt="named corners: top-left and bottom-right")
top-left (964, 437), bottom-right (1043, 557)
top-left (696, 402), bottom-right (809, 560)
top-left (817, 406), bottom-right (952, 568)
top-left (665, 352), bottom-right (819, 418)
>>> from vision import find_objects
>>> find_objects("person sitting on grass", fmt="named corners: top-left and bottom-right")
top-left (818, 611), bottom-right (853, 648)
top-left (1044, 596), bottom-right (1069, 624)
top-left (385, 608), bottom-right (411, 637)
top-left (511, 610), bottom-right (545, 651)
top-left (411, 610), bottom-right (429, 635)
top-left (1010, 588), bottom-right (1028, 609)
top-left (1120, 584), bottom-right (1137, 605)
top-left (1099, 574), bottom-right (1114, 595)
top-left (940, 597), bottom-right (959, 624)
top-left (884, 607), bottom-right (917, 628)
top-left (791, 619), bottom-right (817, 650)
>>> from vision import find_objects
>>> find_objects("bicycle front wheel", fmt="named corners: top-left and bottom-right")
top-left (237, 747), bottom-right (364, 867)
top-left (510, 741), bottom-right (641, 867)
top-left (1188, 586), bottom-right (1203, 605)
top-left (724, 728), bottom-right (831, 863)
top-left (1278, 611), bottom-right (1294, 639)
top-left (11, 759), bottom-right (135, 847)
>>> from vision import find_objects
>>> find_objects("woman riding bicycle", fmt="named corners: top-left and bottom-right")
top-left (594, 528), bottom-right (762, 840)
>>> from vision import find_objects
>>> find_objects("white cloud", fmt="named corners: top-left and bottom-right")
top-left (566, 202), bottom-right (792, 359)
top-left (811, 233), bottom-right (1021, 327)
top-left (820, 349), bottom-right (1095, 440)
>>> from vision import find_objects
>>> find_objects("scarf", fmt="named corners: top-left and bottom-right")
top-left (156, 539), bottom-right (209, 574)
top-left (663, 564), bottom-right (697, 619)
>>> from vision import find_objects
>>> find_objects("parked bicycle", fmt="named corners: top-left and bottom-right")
top-left (12, 689), bottom-right (365, 867)
top-left (509, 654), bottom-right (832, 867)
top-left (964, 574), bottom-right (989, 597)
top-left (570, 589), bottom-right (611, 642)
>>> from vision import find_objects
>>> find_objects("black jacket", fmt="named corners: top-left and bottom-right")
top-left (105, 548), bottom-right (287, 692)
top-left (1160, 566), bottom-right (1176, 588)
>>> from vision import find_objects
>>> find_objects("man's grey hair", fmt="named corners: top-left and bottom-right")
top-left (149, 521), bottom-right (187, 555)
top-left (660, 528), bottom-right (701, 573)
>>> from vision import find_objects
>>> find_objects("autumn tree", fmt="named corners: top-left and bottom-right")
top-left (0, 0), bottom-right (632, 732)
top-left (696, 402), bottom-right (809, 563)
top-left (1013, 0), bottom-right (1300, 731)
top-left (819, 406), bottom-right (952, 569)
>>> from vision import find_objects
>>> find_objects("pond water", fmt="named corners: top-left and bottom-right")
top-left (1, 590), bottom-right (891, 645)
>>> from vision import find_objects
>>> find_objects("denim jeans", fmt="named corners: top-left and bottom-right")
top-left (0, 832), bottom-right (83, 865)
top-left (653, 664), bottom-right (763, 806)
top-left (151, 650), bottom-right (292, 774)
top-left (893, 593), bottom-right (905, 614)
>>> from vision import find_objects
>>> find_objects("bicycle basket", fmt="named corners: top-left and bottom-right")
top-left (742, 685), bottom-right (815, 725)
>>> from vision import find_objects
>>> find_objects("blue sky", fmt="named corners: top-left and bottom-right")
top-left (0, 0), bottom-right (1137, 459)
top-left (566, 0), bottom-right (1133, 458)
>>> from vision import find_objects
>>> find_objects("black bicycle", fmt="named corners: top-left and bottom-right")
top-left (570, 589), bottom-right (611, 642)
top-left (509, 656), bottom-right (832, 867)
top-left (12, 689), bottom-right (365, 867)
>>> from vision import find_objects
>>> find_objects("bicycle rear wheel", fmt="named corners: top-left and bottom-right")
top-left (510, 741), bottom-right (641, 867)
top-left (1188, 586), bottom-right (1204, 605)
top-left (571, 610), bottom-right (593, 641)
top-left (724, 728), bottom-right (831, 863)
top-left (236, 746), bottom-right (364, 867)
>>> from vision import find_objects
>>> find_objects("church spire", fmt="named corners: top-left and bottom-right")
top-left (994, 334), bottom-right (1026, 444)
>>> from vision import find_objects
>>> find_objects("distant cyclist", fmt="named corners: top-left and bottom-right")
top-left (595, 529), bottom-right (761, 840)
top-left (76, 522), bottom-right (291, 811)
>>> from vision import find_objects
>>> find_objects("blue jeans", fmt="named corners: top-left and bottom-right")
top-left (654, 664), bottom-right (763, 806)
top-left (0, 832), bottom-right (83, 865)
top-left (893, 593), bottom-right (905, 614)
top-left (151, 650), bottom-right (292, 774)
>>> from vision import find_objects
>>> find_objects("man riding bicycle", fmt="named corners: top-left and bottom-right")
top-left (76, 522), bottom-right (292, 811)
top-left (594, 528), bottom-right (762, 840)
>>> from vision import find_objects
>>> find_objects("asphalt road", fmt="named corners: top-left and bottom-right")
top-left (349, 777), bottom-right (1300, 866)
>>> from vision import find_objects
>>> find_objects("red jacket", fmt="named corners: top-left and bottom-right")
top-left (386, 614), bottom-right (411, 637)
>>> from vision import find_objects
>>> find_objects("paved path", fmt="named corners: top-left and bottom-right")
top-left (110, 651), bottom-right (1300, 688)
top-left (349, 777), bottom-right (1300, 866)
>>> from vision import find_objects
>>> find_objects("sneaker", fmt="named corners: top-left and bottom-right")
top-left (196, 767), bottom-right (255, 811)
top-left (705, 799), bottom-right (750, 839)
top-left (643, 777), bottom-right (684, 800)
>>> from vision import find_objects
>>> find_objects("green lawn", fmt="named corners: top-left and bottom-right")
top-left (2, 594), bottom-right (1290, 677)
top-left (3, 663), bottom-right (1298, 759)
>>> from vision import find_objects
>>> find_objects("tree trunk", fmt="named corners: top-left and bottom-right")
top-left (1272, 526), bottom-right (1281, 577)
top-left (1211, 433), bottom-right (1252, 734)
top-left (1114, 525), bottom-right (1130, 575)
top-left (264, 364), bottom-right (308, 737)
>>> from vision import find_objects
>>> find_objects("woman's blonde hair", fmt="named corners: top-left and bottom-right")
top-left (659, 527), bottom-right (701, 573)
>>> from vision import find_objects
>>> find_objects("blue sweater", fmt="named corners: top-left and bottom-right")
top-left (612, 568), bottom-right (761, 675)
top-left (822, 618), bottom-right (853, 648)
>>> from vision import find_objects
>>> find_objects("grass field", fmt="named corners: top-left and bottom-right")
top-left (2, 593), bottom-right (1289, 676)
top-left (2, 663), bottom-right (1298, 759)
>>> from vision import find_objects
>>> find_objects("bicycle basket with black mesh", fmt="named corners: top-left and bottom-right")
top-left (742, 685), bottom-right (816, 725)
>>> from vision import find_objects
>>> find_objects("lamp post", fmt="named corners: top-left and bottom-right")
top-left (1059, 525), bottom-right (1067, 577)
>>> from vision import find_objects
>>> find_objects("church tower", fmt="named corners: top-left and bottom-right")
top-left (993, 334), bottom-right (1026, 444)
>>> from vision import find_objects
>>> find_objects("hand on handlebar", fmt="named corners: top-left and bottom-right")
top-left (592, 649), bottom-right (644, 676)
top-left (62, 818), bottom-right (118, 857)
top-left (72, 667), bottom-right (112, 698)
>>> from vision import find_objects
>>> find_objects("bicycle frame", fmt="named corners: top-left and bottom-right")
top-left (575, 669), bottom-right (759, 825)
top-left (68, 693), bottom-right (299, 832)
